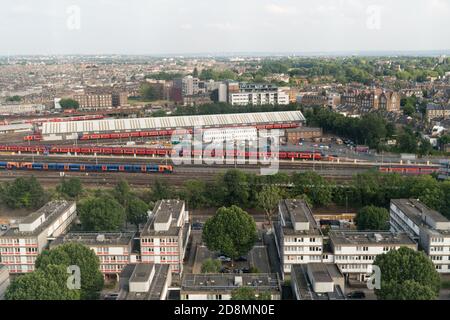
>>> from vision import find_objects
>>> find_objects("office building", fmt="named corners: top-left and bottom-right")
top-left (140, 200), bottom-right (190, 274)
top-left (390, 199), bottom-right (450, 273)
top-left (0, 201), bottom-right (76, 273)
top-left (229, 83), bottom-right (289, 106)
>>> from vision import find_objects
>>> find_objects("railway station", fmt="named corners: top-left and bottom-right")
top-left (40, 111), bottom-right (306, 141)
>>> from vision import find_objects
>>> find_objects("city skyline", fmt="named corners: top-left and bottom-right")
top-left (1, 0), bottom-right (450, 55)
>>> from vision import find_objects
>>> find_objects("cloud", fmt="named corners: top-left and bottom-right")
top-left (206, 22), bottom-right (239, 31)
top-left (180, 24), bottom-right (193, 30)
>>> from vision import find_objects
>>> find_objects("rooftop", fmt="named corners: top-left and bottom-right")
top-left (391, 199), bottom-right (449, 225)
top-left (279, 199), bottom-right (321, 235)
top-left (119, 264), bottom-right (171, 300)
top-left (2, 200), bottom-right (75, 238)
top-left (329, 231), bottom-right (417, 246)
top-left (51, 232), bottom-right (135, 247)
top-left (181, 273), bottom-right (281, 293)
top-left (141, 200), bottom-right (185, 237)
top-left (42, 111), bottom-right (306, 135)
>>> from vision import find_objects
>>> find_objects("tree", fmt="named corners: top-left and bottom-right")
top-left (182, 180), bottom-right (208, 209)
top-left (113, 179), bottom-right (132, 207)
top-left (355, 206), bottom-right (389, 231)
top-left (231, 287), bottom-right (272, 300)
top-left (202, 206), bottom-right (257, 263)
top-left (374, 247), bottom-right (440, 300)
top-left (292, 172), bottom-right (332, 206)
top-left (408, 175), bottom-right (444, 210)
top-left (36, 243), bottom-right (104, 300)
top-left (59, 98), bottom-right (79, 110)
top-left (1, 176), bottom-right (46, 209)
top-left (140, 83), bottom-right (160, 101)
top-left (5, 264), bottom-right (80, 300)
top-left (126, 197), bottom-right (149, 229)
top-left (256, 185), bottom-right (282, 224)
top-left (58, 177), bottom-right (83, 199)
top-left (78, 196), bottom-right (125, 231)
top-left (221, 170), bottom-right (250, 206)
top-left (150, 179), bottom-right (173, 202)
top-left (201, 258), bottom-right (222, 273)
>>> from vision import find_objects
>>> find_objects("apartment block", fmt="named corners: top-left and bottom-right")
top-left (0, 264), bottom-right (10, 300)
top-left (229, 83), bottom-right (289, 106)
top-left (51, 232), bottom-right (136, 276)
top-left (0, 201), bottom-right (76, 274)
top-left (274, 199), bottom-right (324, 275)
top-left (390, 199), bottom-right (450, 273)
top-left (426, 104), bottom-right (450, 121)
top-left (329, 231), bottom-right (417, 281)
top-left (180, 273), bottom-right (282, 300)
top-left (119, 263), bottom-right (172, 300)
top-left (140, 200), bottom-right (190, 274)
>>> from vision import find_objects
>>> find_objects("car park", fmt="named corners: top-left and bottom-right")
top-left (218, 255), bottom-right (231, 262)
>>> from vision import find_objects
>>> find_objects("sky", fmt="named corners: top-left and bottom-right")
top-left (1, 0), bottom-right (450, 55)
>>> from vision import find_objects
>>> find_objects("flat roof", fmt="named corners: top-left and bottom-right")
top-left (292, 264), bottom-right (345, 300)
top-left (130, 264), bottom-right (154, 283)
top-left (119, 264), bottom-right (171, 300)
top-left (2, 201), bottom-right (75, 238)
top-left (391, 199), bottom-right (449, 224)
top-left (329, 231), bottom-right (417, 246)
top-left (279, 199), bottom-right (321, 235)
top-left (42, 111), bottom-right (306, 135)
top-left (181, 273), bottom-right (280, 293)
top-left (141, 200), bottom-right (184, 237)
top-left (51, 232), bottom-right (135, 247)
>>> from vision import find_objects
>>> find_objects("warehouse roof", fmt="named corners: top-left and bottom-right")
top-left (41, 111), bottom-right (306, 135)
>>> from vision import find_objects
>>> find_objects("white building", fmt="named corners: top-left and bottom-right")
top-left (329, 231), bottom-right (417, 281)
top-left (0, 264), bottom-right (10, 300)
top-left (390, 199), bottom-right (450, 273)
top-left (0, 201), bottom-right (77, 274)
top-left (51, 232), bottom-right (136, 276)
top-left (182, 76), bottom-right (200, 96)
top-left (229, 83), bottom-right (289, 106)
top-left (140, 200), bottom-right (190, 274)
top-left (274, 199), bottom-right (324, 276)
top-left (180, 273), bottom-right (282, 300)
top-left (202, 127), bottom-right (258, 144)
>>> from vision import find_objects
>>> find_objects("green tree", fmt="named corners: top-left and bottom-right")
top-left (292, 172), bottom-right (332, 206)
top-left (126, 197), bottom-right (149, 229)
top-left (113, 179), bottom-right (132, 207)
top-left (201, 258), bottom-right (222, 273)
top-left (256, 185), bottom-right (282, 223)
top-left (140, 83), bottom-right (160, 101)
top-left (355, 206), bottom-right (389, 231)
top-left (57, 177), bottom-right (83, 199)
top-left (150, 179), bottom-right (173, 201)
top-left (78, 196), bottom-right (125, 231)
top-left (231, 287), bottom-right (272, 300)
top-left (59, 98), bottom-right (79, 109)
top-left (36, 243), bottom-right (104, 300)
top-left (5, 264), bottom-right (80, 300)
top-left (221, 170), bottom-right (250, 206)
top-left (1, 176), bottom-right (46, 209)
top-left (374, 247), bottom-right (440, 300)
top-left (202, 206), bottom-right (257, 263)
top-left (408, 175), bottom-right (444, 210)
top-left (182, 180), bottom-right (208, 209)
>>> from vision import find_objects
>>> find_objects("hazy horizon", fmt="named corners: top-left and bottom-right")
top-left (1, 0), bottom-right (450, 55)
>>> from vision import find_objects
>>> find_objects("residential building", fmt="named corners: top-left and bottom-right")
top-left (0, 264), bottom-right (10, 300)
top-left (285, 127), bottom-right (322, 144)
top-left (379, 91), bottom-right (401, 112)
top-left (50, 232), bottom-right (136, 276)
top-left (274, 199), bottom-right (324, 276)
top-left (329, 231), bottom-right (417, 281)
top-left (180, 273), bottom-right (282, 300)
top-left (426, 104), bottom-right (450, 121)
top-left (290, 264), bottom-right (345, 300)
top-left (182, 76), bottom-right (200, 96)
top-left (118, 263), bottom-right (172, 300)
top-left (229, 83), bottom-right (289, 106)
top-left (73, 92), bottom-right (127, 110)
top-left (340, 88), bottom-right (400, 112)
top-left (390, 199), bottom-right (450, 273)
top-left (299, 94), bottom-right (328, 107)
top-left (140, 200), bottom-right (190, 274)
top-left (0, 201), bottom-right (76, 273)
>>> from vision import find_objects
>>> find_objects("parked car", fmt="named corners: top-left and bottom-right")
top-left (347, 291), bottom-right (366, 299)
top-left (236, 256), bottom-right (248, 262)
top-left (191, 222), bottom-right (203, 230)
top-left (218, 255), bottom-right (231, 262)
top-left (220, 267), bottom-right (232, 273)
top-left (0, 225), bottom-right (7, 231)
